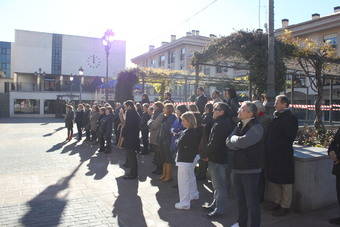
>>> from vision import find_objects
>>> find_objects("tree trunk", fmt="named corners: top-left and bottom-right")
top-left (314, 71), bottom-right (325, 133)
top-left (194, 65), bottom-right (199, 92)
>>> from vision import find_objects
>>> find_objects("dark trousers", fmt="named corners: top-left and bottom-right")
top-left (105, 136), bottom-right (112, 152)
top-left (85, 128), bottom-right (91, 140)
top-left (141, 129), bottom-right (149, 153)
top-left (196, 159), bottom-right (208, 178)
top-left (90, 130), bottom-right (97, 141)
top-left (98, 134), bottom-right (105, 151)
top-left (67, 127), bottom-right (73, 139)
top-left (233, 172), bottom-right (261, 227)
top-left (337, 175), bottom-right (340, 207)
top-left (114, 126), bottom-right (120, 145)
top-left (127, 149), bottom-right (138, 176)
top-left (76, 123), bottom-right (82, 140)
top-left (259, 170), bottom-right (265, 203)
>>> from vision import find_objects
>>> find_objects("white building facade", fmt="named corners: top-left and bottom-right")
top-left (8, 30), bottom-right (126, 117)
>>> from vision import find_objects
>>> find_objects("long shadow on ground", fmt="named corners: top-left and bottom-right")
top-left (20, 163), bottom-right (82, 227)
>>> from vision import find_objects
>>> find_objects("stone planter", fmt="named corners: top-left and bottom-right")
top-left (265, 145), bottom-right (337, 212)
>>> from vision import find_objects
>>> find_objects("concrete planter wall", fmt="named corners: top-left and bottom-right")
top-left (265, 145), bottom-right (337, 212)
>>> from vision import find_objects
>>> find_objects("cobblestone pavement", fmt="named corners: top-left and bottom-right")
top-left (0, 117), bottom-right (339, 227)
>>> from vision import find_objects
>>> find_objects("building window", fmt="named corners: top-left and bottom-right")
top-left (203, 67), bottom-right (210, 75)
top-left (168, 51), bottom-right (171, 65)
top-left (44, 100), bottom-right (57, 114)
top-left (14, 99), bottom-right (40, 114)
top-left (216, 66), bottom-right (222, 73)
top-left (152, 59), bottom-right (155, 66)
top-left (159, 55), bottom-right (165, 67)
top-left (171, 52), bottom-right (175, 63)
top-left (51, 34), bottom-right (62, 74)
top-left (1, 63), bottom-right (9, 70)
top-left (180, 48), bottom-right (186, 61)
top-left (324, 34), bottom-right (337, 48)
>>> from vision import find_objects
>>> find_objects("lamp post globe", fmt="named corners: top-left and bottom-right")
top-left (70, 74), bottom-right (74, 102)
top-left (78, 67), bottom-right (84, 102)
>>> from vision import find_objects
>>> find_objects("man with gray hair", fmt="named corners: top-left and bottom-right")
top-left (266, 95), bottom-right (298, 216)
top-left (226, 101), bottom-right (264, 227)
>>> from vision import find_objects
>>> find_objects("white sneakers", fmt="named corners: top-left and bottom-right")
top-left (230, 223), bottom-right (240, 227)
top-left (175, 203), bottom-right (190, 210)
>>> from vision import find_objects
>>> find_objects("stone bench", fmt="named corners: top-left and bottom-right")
top-left (265, 145), bottom-right (337, 212)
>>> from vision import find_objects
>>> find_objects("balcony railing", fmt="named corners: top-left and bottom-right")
top-left (11, 82), bottom-right (98, 93)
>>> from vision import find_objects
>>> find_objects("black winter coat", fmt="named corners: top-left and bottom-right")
top-left (195, 95), bottom-right (208, 114)
top-left (202, 112), bottom-right (214, 139)
top-left (207, 116), bottom-right (234, 164)
top-left (177, 128), bottom-right (201, 163)
top-left (140, 112), bottom-right (151, 132)
top-left (226, 97), bottom-right (240, 117)
top-left (65, 110), bottom-right (74, 128)
top-left (103, 113), bottom-right (114, 139)
top-left (83, 110), bottom-right (91, 130)
top-left (121, 109), bottom-right (141, 150)
top-left (75, 110), bottom-right (84, 126)
top-left (328, 128), bottom-right (340, 175)
top-left (266, 109), bottom-right (298, 184)
top-left (97, 114), bottom-right (107, 136)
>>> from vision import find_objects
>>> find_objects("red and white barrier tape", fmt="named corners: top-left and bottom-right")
top-left (171, 102), bottom-right (340, 111)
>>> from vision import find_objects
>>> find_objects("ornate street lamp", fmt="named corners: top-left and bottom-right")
top-left (102, 29), bottom-right (114, 102)
top-left (78, 66), bottom-right (84, 102)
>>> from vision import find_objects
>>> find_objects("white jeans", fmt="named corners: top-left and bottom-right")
top-left (176, 155), bottom-right (200, 207)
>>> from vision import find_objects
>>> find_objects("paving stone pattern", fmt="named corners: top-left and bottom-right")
top-left (0, 118), bottom-right (339, 227)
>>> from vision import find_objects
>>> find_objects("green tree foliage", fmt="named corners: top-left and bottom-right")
top-left (115, 68), bottom-right (139, 103)
top-left (280, 30), bottom-right (340, 132)
top-left (192, 30), bottom-right (293, 96)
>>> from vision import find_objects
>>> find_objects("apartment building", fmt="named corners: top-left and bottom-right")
top-left (131, 30), bottom-right (246, 100)
top-left (276, 6), bottom-right (340, 121)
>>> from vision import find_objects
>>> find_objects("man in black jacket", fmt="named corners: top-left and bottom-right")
top-left (226, 102), bottom-right (264, 227)
top-left (195, 87), bottom-right (208, 114)
top-left (121, 100), bottom-right (141, 179)
top-left (266, 95), bottom-right (298, 216)
top-left (75, 104), bottom-right (84, 141)
top-left (328, 128), bottom-right (340, 225)
top-left (104, 106), bottom-right (114, 153)
top-left (203, 102), bottom-right (234, 218)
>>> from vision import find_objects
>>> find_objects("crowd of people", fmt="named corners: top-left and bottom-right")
top-left (64, 87), bottom-right (340, 227)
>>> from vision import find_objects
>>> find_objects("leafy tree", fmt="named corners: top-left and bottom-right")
top-left (280, 30), bottom-right (340, 132)
top-left (192, 30), bottom-right (293, 96)
top-left (115, 68), bottom-right (139, 103)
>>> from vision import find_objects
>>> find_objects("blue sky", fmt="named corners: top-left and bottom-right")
top-left (1, 0), bottom-right (339, 66)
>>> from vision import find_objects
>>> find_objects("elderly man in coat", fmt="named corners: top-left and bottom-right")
top-left (266, 95), bottom-right (298, 216)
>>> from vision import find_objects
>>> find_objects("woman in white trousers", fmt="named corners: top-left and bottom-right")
top-left (175, 112), bottom-right (202, 210)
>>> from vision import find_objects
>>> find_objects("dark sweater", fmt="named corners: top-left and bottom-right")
top-left (207, 116), bottom-right (234, 164)
top-left (177, 128), bottom-right (201, 163)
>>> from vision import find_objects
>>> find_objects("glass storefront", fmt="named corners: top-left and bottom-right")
top-left (14, 99), bottom-right (40, 114)
top-left (44, 100), bottom-right (56, 114)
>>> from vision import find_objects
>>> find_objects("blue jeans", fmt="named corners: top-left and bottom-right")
top-left (208, 162), bottom-right (228, 213)
top-left (233, 172), bottom-right (261, 227)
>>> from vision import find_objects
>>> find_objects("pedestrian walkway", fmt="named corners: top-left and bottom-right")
top-left (0, 118), bottom-right (338, 226)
